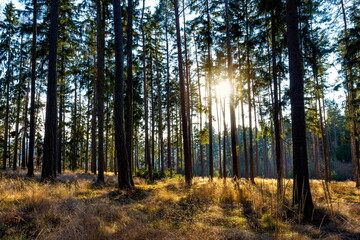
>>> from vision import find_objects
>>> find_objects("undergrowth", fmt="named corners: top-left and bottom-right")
top-left (0, 170), bottom-right (359, 239)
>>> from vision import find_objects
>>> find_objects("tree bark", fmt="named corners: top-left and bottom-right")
top-left (91, 64), bottom-right (97, 174)
top-left (140, 0), bottom-right (152, 181)
top-left (13, 31), bottom-right (25, 170)
top-left (206, 0), bottom-right (214, 180)
top-left (21, 80), bottom-right (30, 169)
top-left (27, 0), bottom-right (37, 176)
top-left (174, 0), bottom-right (192, 185)
top-left (225, 0), bottom-right (239, 179)
top-left (165, 10), bottom-right (172, 177)
top-left (271, 4), bottom-right (283, 195)
top-left (113, 0), bottom-right (133, 188)
top-left (125, 0), bottom-right (134, 183)
top-left (195, 42), bottom-right (204, 178)
top-left (286, 0), bottom-right (314, 219)
top-left (96, 0), bottom-right (105, 183)
top-left (42, 0), bottom-right (59, 181)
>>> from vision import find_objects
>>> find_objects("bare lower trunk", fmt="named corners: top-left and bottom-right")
top-left (174, 0), bottom-right (192, 185)
top-left (286, 0), bottom-right (314, 219)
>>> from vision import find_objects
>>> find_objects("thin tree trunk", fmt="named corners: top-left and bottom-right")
top-left (254, 101), bottom-right (259, 177)
top-left (72, 77), bottom-right (78, 171)
top-left (21, 80), bottom-right (30, 169)
top-left (225, 0), bottom-right (239, 179)
top-left (96, 0), bottom-right (105, 183)
top-left (105, 107), bottom-right (109, 172)
top-left (27, 0), bottom-right (37, 176)
top-left (13, 32), bottom-right (25, 170)
top-left (238, 48), bottom-right (248, 179)
top-left (271, 5), bottom-right (283, 194)
top-left (315, 76), bottom-right (330, 182)
top-left (140, 0), bottom-right (152, 180)
top-left (85, 90), bottom-right (90, 173)
top-left (241, 95), bottom-right (248, 180)
top-left (182, 0), bottom-right (193, 176)
top-left (125, 0), bottom-right (134, 184)
top-left (245, 0), bottom-right (254, 184)
top-left (91, 63), bottom-right (97, 174)
top-left (150, 61), bottom-right (156, 170)
top-left (174, 0), bottom-right (192, 185)
top-left (206, 0), bottom-right (214, 180)
top-left (216, 99), bottom-right (222, 178)
top-left (3, 56), bottom-right (11, 169)
top-left (165, 10), bottom-right (172, 177)
top-left (195, 41), bottom-right (204, 178)
top-left (221, 100), bottom-right (227, 179)
top-left (155, 38), bottom-right (164, 172)
top-left (312, 131), bottom-right (319, 178)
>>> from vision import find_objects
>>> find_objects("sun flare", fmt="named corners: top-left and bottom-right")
top-left (215, 81), bottom-right (232, 99)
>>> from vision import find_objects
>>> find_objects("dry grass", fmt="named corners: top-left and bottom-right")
top-left (0, 170), bottom-right (359, 240)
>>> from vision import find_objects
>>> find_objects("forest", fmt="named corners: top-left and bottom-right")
top-left (0, 0), bottom-right (359, 239)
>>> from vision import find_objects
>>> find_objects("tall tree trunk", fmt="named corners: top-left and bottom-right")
top-left (42, 0), bottom-right (59, 180)
top-left (241, 95), bottom-right (249, 180)
top-left (206, 0), bottom-right (214, 180)
top-left (3, 56), bottom-right (11, 169)
top-left (315, 74), bottom-right (330, 182)
top-left (271, 5), bottom-right (283, 195)
top-left (13, 31), bottom-right (25, 170)
top-left (165, 11), bottom-right (172, 177)
top-left (150, 61), bottom-right (156, 170)
top-left (182, 0), bottom-right (193, 176)
top-left (96, 0), bottom-right (105, 183)
top-left (195, 42), bottom-right (204, 178)
top-left (21, 80), bottom-right (30, 169)
top-left (245, 0), bottom-right (254, 184)
top-left (140, 0), bottom-right (152, 181)
top-left (254, 101), bottom-right (259, 177)
top-left (57, 52), bottom-right (65, 174)
top-left (238, 49), bottom-right (248, 179)
top-left (85, 89), bottom-right (90, 173)
top-left (286, 0), bottom-right (314, 219)
top-left (216, 98), bottom-right (222, 178)
top-left (221, 100), bottom-right (227, 179)
top-left (71, 78), bottom-right (78, 171)
top-left (91, 66), bottom-right (97, 174)
top-left (225, 0), bottom-right (239, 179)
top-left (27, 0), bottom-right (37, 176)
top-left (174, 0), bottom-right (192, 185)
top-left (113, 0), bottom-right (133, 189)
top-left (155, 38), bottom-right (164, 172)
top-left (125, 0), bottom-right (134, 184)
top-left (105, 107), bottom-right (109, 172)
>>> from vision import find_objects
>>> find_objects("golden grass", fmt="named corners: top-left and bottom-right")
top-left (0, 170), bottom-right (359, 239)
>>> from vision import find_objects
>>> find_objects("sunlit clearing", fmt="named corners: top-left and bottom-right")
top-left (215, 80), bottom-right (232, 99)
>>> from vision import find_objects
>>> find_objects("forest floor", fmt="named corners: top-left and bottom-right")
top-left (0, 170), bottom-right (359, 240)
